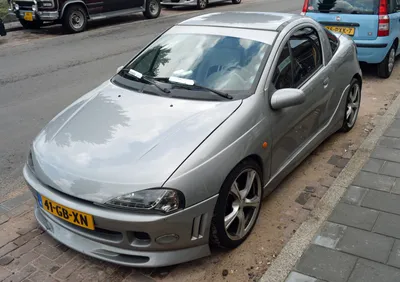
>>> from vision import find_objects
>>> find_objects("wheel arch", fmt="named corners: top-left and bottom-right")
top-left (352, 73), bottom-right (362, 90)
top-left (60, 1), bottom-right (90, 19)
top-left (394, 37), bottom-right (399, 50)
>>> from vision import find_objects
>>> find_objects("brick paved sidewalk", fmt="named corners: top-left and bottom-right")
top-left (0, 191), bottom-right (157, 281)
top-left (287, 111), bottom-right (400, 282)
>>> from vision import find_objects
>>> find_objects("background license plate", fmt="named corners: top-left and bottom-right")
top-left (38, 193), bottom-right (95, 230)
top-left (24, 12), bottom-right (33, 21)
top-left (325, 26), bottom-right (355, 36)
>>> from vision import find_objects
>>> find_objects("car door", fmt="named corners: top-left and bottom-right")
top-left (268, 26), bottom-right (330, 177)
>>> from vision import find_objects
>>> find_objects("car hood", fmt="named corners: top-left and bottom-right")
top-left (32, 81), bottom-right (242, 203)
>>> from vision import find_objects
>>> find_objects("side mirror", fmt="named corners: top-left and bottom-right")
top-left (116, 66), bottom-right (123, 73)
top-left (270, 88), bottom-right (305, 110)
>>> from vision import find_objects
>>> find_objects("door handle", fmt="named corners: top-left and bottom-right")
top-left (323, 78), bottom-right (329, 88)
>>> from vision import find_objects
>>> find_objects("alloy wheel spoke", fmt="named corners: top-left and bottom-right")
top-left (240, 170), bottom-right (256, 199)
top-left (243, 196), bottom-right (260, 208)
top-left (224, 206), bottom-right (239, 229)
top-left (230, 181), bottom-right (241, 200)
top-left (236, 209), bottom-right (246, 237)
top-left (349, 89), bottom-right (357, 103)
top-left (350, 102), bottom-right (359, 109)
top-left (346, 106), bottom-right (352, 119)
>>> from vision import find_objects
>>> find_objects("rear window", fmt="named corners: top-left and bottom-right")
top-left (307, 0), bottom-right (379, 15)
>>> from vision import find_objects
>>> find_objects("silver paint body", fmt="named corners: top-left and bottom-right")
top-left (23, 12), bottom-right (362, 267)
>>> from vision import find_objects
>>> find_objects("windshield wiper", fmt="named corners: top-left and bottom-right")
top-left (120, 69), bottom-right (171, 94)
top-left (167, 76), bottom-right (233, 100)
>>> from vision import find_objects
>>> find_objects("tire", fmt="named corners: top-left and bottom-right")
top-left (197, 0), bottom-right (207, 9)
top-left (340, 78), bottom-right (361, 133)
top-left (62, 4), bottom-right (88, 33)
top-left (19, 19), bottom-right (42, 29)
top-left (232, 0), bottom-right (241, 4)
top-left (377, 44), bottom-right (397, 79)
top-left (210, 159), bottom-right (263, 249)
top-left (143, 0), bottom-right (161, 19)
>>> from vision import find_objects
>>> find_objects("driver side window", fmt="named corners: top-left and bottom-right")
top-left (272, 44), bottom-right (293, 90)
top-left (272, 26), bottom-right (323, 90)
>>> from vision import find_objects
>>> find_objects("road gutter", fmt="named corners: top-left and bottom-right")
top-left (259, 90), bottom-right (400, 282)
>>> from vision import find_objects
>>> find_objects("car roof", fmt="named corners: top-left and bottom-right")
top-left (178, 12), bottom-right (302, 32)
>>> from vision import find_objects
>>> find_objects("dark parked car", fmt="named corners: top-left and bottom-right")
top-left (8, 0), bottom-right (161, 33)
top-left (0, 18), bottom-right (6, 36)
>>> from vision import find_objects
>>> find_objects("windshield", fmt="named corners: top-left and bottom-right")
top-left (118, 33), bottom-right (270, 99)
top-left (307, 0), bottom-right (379, 14)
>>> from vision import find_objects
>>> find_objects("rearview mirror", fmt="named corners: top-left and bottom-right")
top-left (270, 88), bottom-right (305, 110)
top-left (116, 66), bottom-right (123, 73)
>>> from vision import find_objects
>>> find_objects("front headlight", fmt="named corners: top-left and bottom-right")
top-left (105, 189), bottom-right (185, 214)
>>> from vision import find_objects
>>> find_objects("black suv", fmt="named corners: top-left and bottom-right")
top-left (8, 0), bottom-right (161, 33)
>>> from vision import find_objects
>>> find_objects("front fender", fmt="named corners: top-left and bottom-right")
top-left (60, 0), bottom-right (89, 18)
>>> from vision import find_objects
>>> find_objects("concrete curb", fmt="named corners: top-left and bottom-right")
top-left (259, 91), bottom-right (400, 282)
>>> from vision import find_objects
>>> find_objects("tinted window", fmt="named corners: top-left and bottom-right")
top-left (307, 0), bottom-right (379, 15)
top-left (272, 44), bottom-right (293, 90)
top-left (324, 29), bottom-right (339, 55)
top-left (125, 33), bottom-right (270, 97)
top-left (289, 28), bottom-right (322, 87)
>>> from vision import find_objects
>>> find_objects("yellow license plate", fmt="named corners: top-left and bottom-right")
top-left (38, 194), bottom-right (95, 230)
top-left (325, 26), bottom-right (355, 36)
top-left (24, 12), bottom-right (33, 21)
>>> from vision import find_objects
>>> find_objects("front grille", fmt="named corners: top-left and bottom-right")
top-left (15, 1), bottom-right (34, 10)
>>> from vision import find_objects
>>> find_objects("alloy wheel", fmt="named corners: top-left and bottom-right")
top-left (346, 83), bottom-right (360, 128)
top-left (224, 169), bottom-right (262, 241)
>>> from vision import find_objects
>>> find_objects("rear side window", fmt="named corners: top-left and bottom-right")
top-left (307, 0), bottom-right (379, 15)
top-left (324, 29), bottom-right (339, 55)
top-left (289, 27), bottom-right (323, 88)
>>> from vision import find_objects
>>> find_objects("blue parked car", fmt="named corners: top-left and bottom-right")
top-left (302, 0), bottom-right (400, 78)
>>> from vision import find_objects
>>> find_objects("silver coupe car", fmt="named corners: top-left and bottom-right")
top-left (24, 12), bottom-right (362, 267)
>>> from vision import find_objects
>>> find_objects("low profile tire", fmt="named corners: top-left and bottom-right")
top-left (340, 78), bottom-right (361, 133)
top-left (377, 44), bottom-right (396, 79)
top-left (62, 5), bottom-right (88, 33)
top-left (143, 0), bottom-right (161, 19)
top-left (210, 159), bottom-right (263, 249)
top-left (19, 19), bottom-right (42, 29)
top-left (232, 0), bottom-right (241, 4)
top-left (197, 0), bottom-right (207, 9)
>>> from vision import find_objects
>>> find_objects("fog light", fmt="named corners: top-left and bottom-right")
top-left (155, 234), bottom-right (179, 245)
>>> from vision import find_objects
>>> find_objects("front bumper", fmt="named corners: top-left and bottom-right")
top-left (23, 165), bottom-right (218, 267)
top-left (9, 8), bottom-right (59, 21)
top-left (161, 0), bottom-right (197, 6)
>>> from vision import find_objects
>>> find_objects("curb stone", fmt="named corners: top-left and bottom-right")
top-left (259, 91), bottom-right (400, 282)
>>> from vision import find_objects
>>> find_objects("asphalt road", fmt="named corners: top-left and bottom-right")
top-left (0, 0), bottom-right (303, 197)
